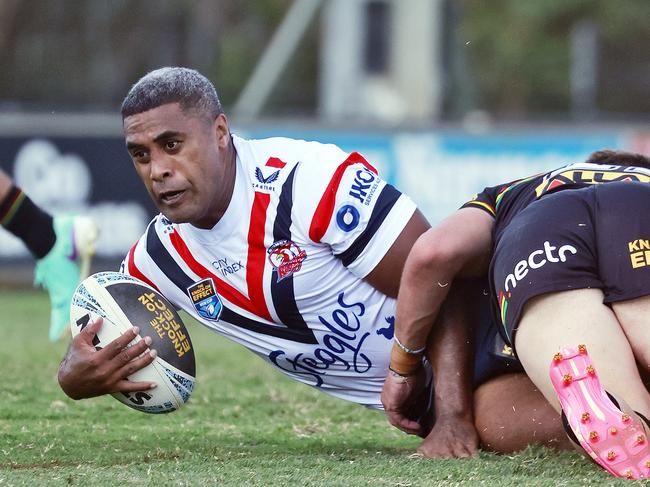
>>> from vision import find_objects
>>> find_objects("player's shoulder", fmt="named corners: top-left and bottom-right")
top-left (233, 134), bottom-right (349, 170)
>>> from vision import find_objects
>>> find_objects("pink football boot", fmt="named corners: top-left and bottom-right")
top-left (550, 345), bottom-right (650, 480)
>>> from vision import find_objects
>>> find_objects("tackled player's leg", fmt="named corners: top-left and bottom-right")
top-left (461, 287), bottom-right (570, 453)
top-left (515, 289), bottom-right (650, 417)
top-left (515, 289), bottom-right (650, 478)
top-left (474, 372), bottom-right (572, 453)
top-left (612, 297), bottom-right (650, 379)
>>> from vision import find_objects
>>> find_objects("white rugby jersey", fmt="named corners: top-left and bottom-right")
top-left (121, 135), bottom-right (417, 408)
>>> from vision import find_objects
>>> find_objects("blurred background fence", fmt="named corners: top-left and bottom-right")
top-left (1, 0), bottom-right (649, 282)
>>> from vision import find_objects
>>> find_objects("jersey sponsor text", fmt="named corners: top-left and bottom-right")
top-left (504, 241), bottom-right (578, 292)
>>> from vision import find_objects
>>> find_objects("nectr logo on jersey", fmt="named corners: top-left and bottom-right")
top-left (349, 168), bottom-right (380, 206)
top-left (187, 278), bottom-right (223, 321)
top-left (267, 239), bottom-right (307, 282)
top-left (503, 241), bottom-right (577, 293)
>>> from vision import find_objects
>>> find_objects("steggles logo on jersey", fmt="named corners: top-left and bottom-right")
top-left (187, 278), bottom-right (223, 321)
top-left (267, 240), bottom-right (307, 282)
top-left (336, 204), bottom-right (360, 232)
top-left (253, 167), bottom-right (280, 191)
top-left (349, 168), bottom-right (380, 206)
top-left (268, 291), bottom-right (371, 387)
top-left (628, 238), bottom-right (650, 268)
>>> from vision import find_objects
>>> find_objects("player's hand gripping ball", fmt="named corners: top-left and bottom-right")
top-left (70, 272), bottom-right (196, 413)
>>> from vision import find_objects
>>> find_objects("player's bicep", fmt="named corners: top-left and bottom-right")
top-left (364, 209), bottom-right (430, 297)
top-left (455, 208), bottom-right (494, 276)
top-left (417, 207), bottom-right (494, 278)
top-left (392, 207), bottom-right (492, 298)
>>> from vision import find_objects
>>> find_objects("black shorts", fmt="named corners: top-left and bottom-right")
top-left (471, 289), bottom-right (523, 386)
top-left (418, 290), bottom-right (522, 423)
top-left (491, 181), bottom-right (650, 347)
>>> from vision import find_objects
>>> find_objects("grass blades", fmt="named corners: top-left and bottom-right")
top-left (0, 290), bottom-right (627, 486)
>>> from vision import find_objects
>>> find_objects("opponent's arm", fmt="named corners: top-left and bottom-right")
top-left (393, 208), bottom-right (493, 355)
top-left (381, 208), bottom-right (493, 439)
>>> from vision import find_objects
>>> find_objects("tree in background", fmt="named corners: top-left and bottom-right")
top-left (458, 0), bottom-right (650, 118)
top-left (0, 0), bottom-right (648, 120)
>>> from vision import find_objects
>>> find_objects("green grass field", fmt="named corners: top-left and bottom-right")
top-left (0, 290), bottom-right (634, 486)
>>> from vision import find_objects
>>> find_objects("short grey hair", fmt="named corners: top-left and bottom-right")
top-left (121, 67), bottom-right (223, 120)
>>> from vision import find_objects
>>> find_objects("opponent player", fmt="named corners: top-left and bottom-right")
top-left (57, 67), bottom-right (566, 458)
top-left (388, 150), bottom-right (650, 476)
top-left (0, 169), bottom-right (98, 341)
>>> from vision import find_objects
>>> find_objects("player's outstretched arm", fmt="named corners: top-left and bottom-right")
top-left (58, 317), bottom-right (158, 399)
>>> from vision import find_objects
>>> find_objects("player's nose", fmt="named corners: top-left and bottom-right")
top-left (150, 154), bottom-right (173, 181)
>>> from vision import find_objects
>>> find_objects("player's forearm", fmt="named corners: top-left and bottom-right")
top-left (427, 281), bottom-right (474, 421)
top-left (390, 210), bottom-right (492, 377)
top-left (395, 261), bottom-right (455, 348)
top-left (390, 230), bottom-right (459, 374)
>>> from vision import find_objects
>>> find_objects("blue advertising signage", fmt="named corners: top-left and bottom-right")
top-left (0, 126), bottom-right (638, 263)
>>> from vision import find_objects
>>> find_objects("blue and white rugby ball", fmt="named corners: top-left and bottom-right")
top-left (69, 271), bottom-right (196, 413)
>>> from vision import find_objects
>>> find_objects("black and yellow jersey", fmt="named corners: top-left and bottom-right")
top-left (462, 162), bottom-right (650, 245)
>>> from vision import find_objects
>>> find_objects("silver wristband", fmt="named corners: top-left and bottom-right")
top-left (394, 335), bottom-right (426, 355)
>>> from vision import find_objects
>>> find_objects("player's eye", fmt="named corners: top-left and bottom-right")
top-left (132, 150), bottom-right (149, 162)
top-left (165, 140), bottom-right (181, 151)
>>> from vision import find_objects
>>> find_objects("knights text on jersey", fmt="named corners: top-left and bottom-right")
top-left (121, 135), bottom-right (417, 408)
top-left (462, 161), bottom-right (650, 244)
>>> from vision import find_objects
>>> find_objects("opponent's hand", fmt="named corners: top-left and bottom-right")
top-left (417, 414), bottom-right (479, 458)
top-left (381, 370), bottom-right (425, 437)
top-left (58, 317), bottom-right (158, 400)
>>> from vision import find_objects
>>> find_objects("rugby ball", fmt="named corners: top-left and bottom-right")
top-left (69, 271), bottom-right (195, 414)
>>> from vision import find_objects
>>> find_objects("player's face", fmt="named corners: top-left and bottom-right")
top-left (124, 103), bottom-right (236, 228)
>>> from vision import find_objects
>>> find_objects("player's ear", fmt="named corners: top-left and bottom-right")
top-left (214, 113), bottom-right (230, 148)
